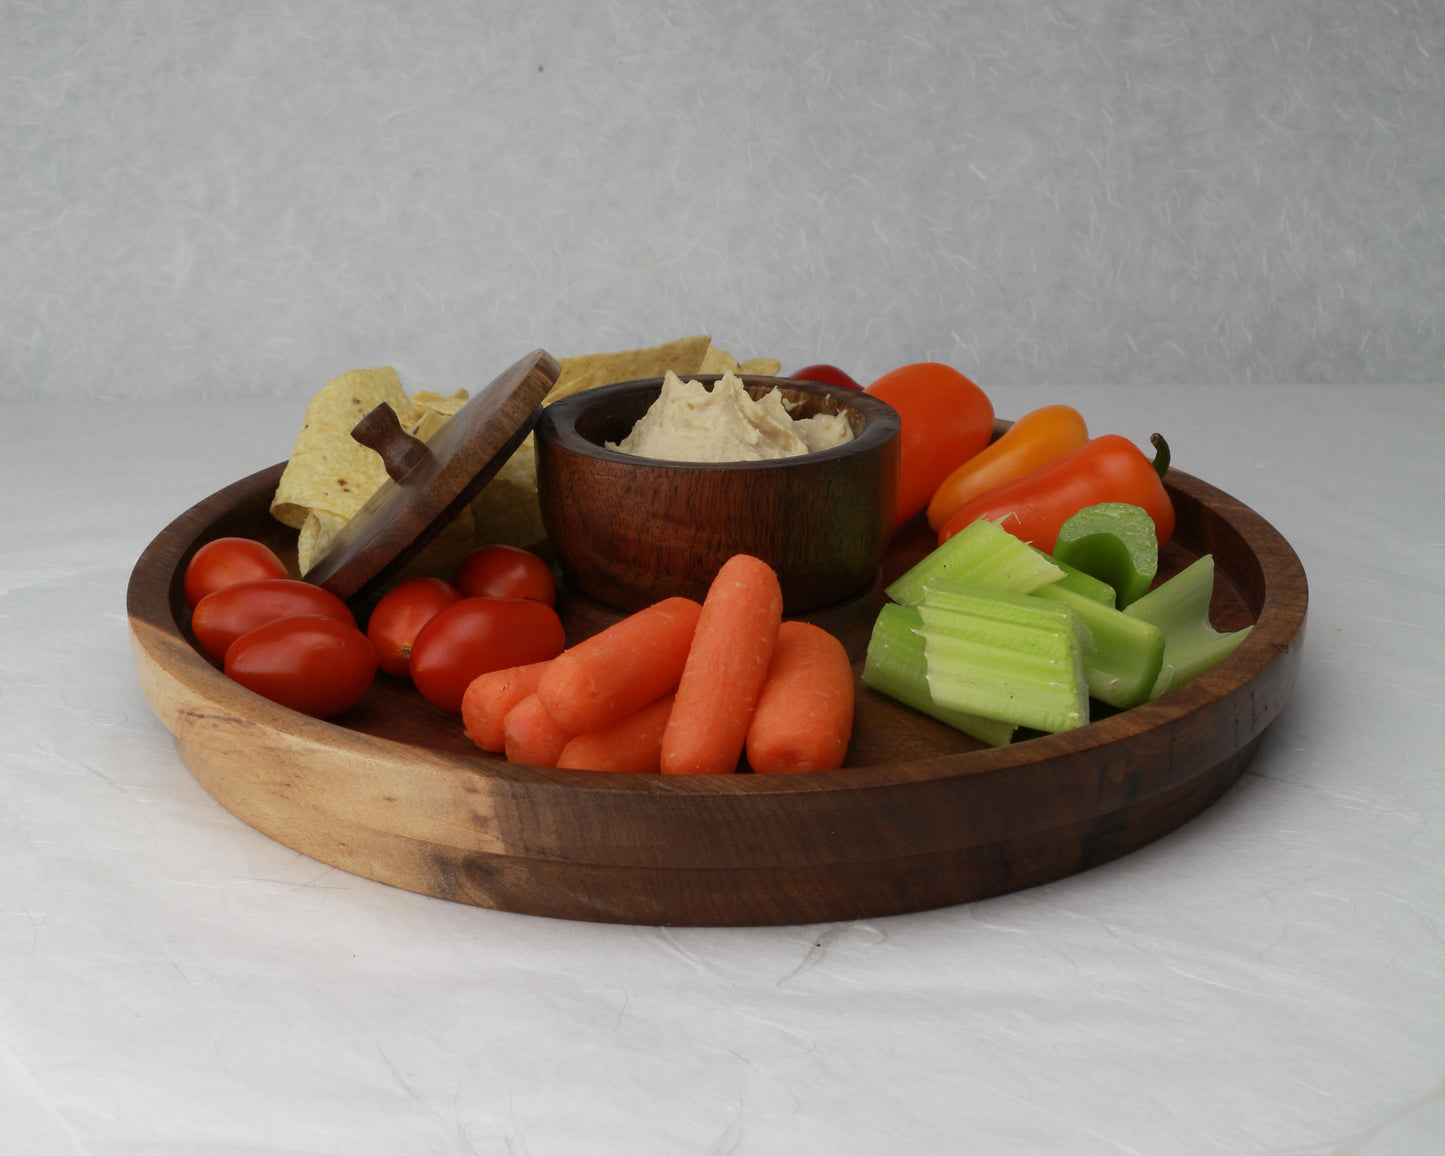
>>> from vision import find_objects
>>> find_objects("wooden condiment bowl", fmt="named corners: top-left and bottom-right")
top-left (533, 375), bottom-right (902, 613)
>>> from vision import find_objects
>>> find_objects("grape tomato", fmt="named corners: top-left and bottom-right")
top-left (409, 596), bottom-right (566, 712)
top-left (223, 614), bottom-right (378, 719)
top-left (183, 537), bottom-right (288, 608)
top-left (366, 577), bottom-right (463, 678)
top-left (453, 545), bottom-right (556, 605)
top-left (190, 578), bottom-right (354, 661)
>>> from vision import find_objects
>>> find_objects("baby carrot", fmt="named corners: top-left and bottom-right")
top-left (502, 693), bottom-right (575, 767)
top-left (536, 596), bottom-right (702, 734)
top-left (661, 554), bottom-right (783, 776)
top-left (556, 694), bottom-right (676, 774)
top-left (460, 659), bottom-right (552, 752)
top-left (745, 620), bottom-right (855, 774)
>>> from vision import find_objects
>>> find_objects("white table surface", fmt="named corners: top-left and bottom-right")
top-left (2, 383), bottom-right (1441, 1155)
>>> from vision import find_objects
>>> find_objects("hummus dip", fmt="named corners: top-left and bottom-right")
top-left (607, 371), bottom-right (855, 462)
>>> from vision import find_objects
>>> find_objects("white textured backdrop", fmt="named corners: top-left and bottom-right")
top-left (4, 0), bottom-right (1443, 399)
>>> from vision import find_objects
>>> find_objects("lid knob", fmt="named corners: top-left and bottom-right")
top-left (351, 403), bottom-right (432, 482)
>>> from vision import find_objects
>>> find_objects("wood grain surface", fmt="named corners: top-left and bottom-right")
top-left (534, 375), bottom-right (902, 614)
top-left (128, 436), bottom-right (1308, 926)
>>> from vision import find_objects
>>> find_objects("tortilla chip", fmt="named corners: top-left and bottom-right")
top-left (409, 389), bottom-right (470, 441)
top-left (697, 345), bottom-right (739, 375)
top-left (410, 389), bottom-right (469, 411)
top-left (544, 335), bottom-right (713, 403)
top-left (295, 508), bottom-right (350, 576)
top-left (274, 339), bottom-right (779, 575)
top-left (469, 440), bottom-right (547, 550)
top-left (700, 345), bottom-right (782, 377)
top-left (271, 368), bottom-right (421, 530)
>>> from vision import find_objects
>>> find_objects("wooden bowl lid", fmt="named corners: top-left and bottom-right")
top-left (304, 349), bottom-right (560, 601)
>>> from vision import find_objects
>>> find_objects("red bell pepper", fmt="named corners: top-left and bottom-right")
top-left (937, 433), bottom-right (1175, 553)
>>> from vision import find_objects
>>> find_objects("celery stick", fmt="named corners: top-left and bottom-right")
top-left (914, 584), bottom-right (1090, 734)
top-left (1052, 502), bottom-right (1159, 608)
top-left (862, 604), bottom-right (1018, 747)
top-left (886, 517), bottom-right (1064, 607)
top-left (1124, 555), bottom-right (1254, 700)
top-left (1036, 550), bottom-right (1118, 606)
top-left (1032, 582), bottom-right (1166, 709)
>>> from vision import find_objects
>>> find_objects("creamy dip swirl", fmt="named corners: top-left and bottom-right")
top-left (606, 371), bottom-right (855, 461)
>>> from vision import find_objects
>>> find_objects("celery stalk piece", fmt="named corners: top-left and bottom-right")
top-left (885, 517), bottom-right (1065, 607)
top-left (1035, 549), bottom-right (1118, 606)
top-left (914, 583), bottom-right (1090, 734)
top-left (862, 604), bottom-right (1018, 747)
top-left (1032, 582), bottom-right (1166, 709)
top-left (1124, 555), bottom-right (1255, 700)
top-left (1051, 502), bottom-right (1159, 608)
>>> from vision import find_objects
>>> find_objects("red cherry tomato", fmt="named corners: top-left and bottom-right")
top-left (223, 615), bottom-right (378, 718)
top-left (865, 362), bottom-right (994, 528)
top-left (409, 597), bottom-right (566, 712)
top-left (790, 363), bottom-right (864, 391)
top-left (190, 578), bottom-right (355, 661)
top-left (366, 577), bottom-right (463, 678)
top-left (453, 545), bottom-right (556, 605)
top-left (183, 537), bottom-right (288, 608)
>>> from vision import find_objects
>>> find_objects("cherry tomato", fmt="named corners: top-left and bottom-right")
top-left (865, 362), bottom-right (994, 528)
top-left (224, 615), bottom-right (378, 718)
top-left (453, 545), bottom-right (556, 605)
top-left (183, 537), bottom-right (288, 608)
top-left (190, 578), bottom-right (355, 661)
top-left (789, 363), bottom-right (864, 391)
top-left (366, 577), bottom-right (463, 678)
top-left (409, 597), bottom-right (566, 712)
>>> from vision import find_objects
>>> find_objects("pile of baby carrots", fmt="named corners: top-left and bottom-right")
top-left (461, 553), bottom-right (855, 775)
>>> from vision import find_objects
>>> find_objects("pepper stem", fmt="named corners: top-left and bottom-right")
top-left (1149, 433), bottom-right (1171, 479)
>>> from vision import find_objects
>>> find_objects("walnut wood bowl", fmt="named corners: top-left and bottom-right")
top-left (533, 375), bottom-right (902, 614)
top-left (128, 425), bottom-right (1307, 927)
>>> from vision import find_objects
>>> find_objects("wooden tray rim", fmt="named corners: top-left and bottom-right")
top-left (129, 459), bottom-right (1307, 801)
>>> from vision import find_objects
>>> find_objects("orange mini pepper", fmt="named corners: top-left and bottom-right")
top-left (937, 433), bottom-right (1176, 553)
top-left (926, 404), bottom-right (1090, 533)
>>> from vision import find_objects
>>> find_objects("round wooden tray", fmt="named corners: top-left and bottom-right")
top-left (128, 450), bottom-right (1308, 926)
